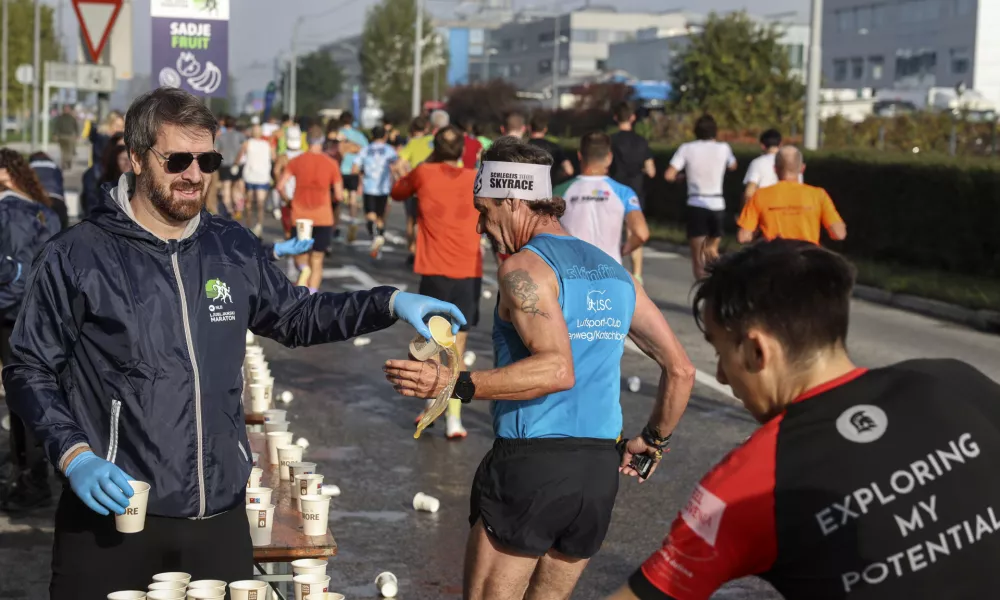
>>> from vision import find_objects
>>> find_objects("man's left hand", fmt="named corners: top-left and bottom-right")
top-left (619, 435), bottom-right (664, 483)
top-left (384, 359), bottom-right (448, 399)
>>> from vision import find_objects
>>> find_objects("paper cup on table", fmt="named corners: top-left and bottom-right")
top-left (408, 315), bottom-right (456, 360)
top-left (375, 571), bottom-right (399, 598)
top-left (305, 593), bottom-right (345, 600)
top-left (263, 377), bottom-right (275, 407)
top-left (263, 409), bottom-right (286, 423)
top-left (147, 591), bottom-right (185, 600)
top-left (245, 330), bottom-right (255, 346)
top-left (148, 582), bottom-right (186, 591)
top-left (115, 481), bottom-right (151, 533)
top-left (267, 431), bottom-right (294, 464)
top-left (264, 420), bottom-right (289, 434)
top-left (278, 445), bottom-right (304, 480)
top-left (187, 580), bottom-right (226, 593)
top-left (246, 487), bottom-right (272, 506)
top-left (246, 503), bottom-right (275, 546)
top-left (293, 474), bottom-right (324, 502)
top-left (248, 467), bottom-right (263, 489)
top-left (299, 494), bottom-right (331, 536)
top-left (296, 218), bottom-right (314, 241)
top-left (151, 573), bottom-right (191, 586)
top-left (293, 574), bottom-right (330, 600)
top-left (186, 590), bottom-right (225, 600)
top-left (288, 461), bottom-right (316, 482)
top-left (251, 452), bottom-right (260, 467)
top-left (413, 492), bottom-right (440, 513)
top-left (108, 592), bottom-right (147, 600)
top-left (249, 384), bottom-right (268, 413)
top-left (229, 580), bottom-right (269, 600)
top-left (290, 558), bottom-right (327, 576)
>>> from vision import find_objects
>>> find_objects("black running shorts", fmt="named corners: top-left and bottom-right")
top-left (470, 437), bottom-right (620, 558)
top-left (363, 194), bottom-right (389, 217)
top-left (342, 174), bottom-right (360, 192)
top-left (418, 275), bottom-right (481, 331)
top-left (404, 196), bottom-right (418, 220)
top-left (310, 226), bottom-right (333, 253)
top-left (686, 206), bottom-right (726, 239)
top-left (219, 164), bottom-right (242, 183)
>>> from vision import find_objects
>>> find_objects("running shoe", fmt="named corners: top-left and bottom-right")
top-left (252, 223), bottom-right (264, 236)
top-left (634, 274), bottom-right (644, 286)
top-left (370, 235), bottom-right (385, 259)
top-left (446, 415), bottom-right (468, 440)
top-left (272, 208), bottom-right (282, 220)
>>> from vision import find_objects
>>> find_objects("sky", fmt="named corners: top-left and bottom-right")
top-left (50, 0), bottom-right (804, 105)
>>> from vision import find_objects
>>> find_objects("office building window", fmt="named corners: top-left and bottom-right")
top-left (572, 29), bottom-right (598, 42)
top-left (609, 31), bottom-right (633, 42)
top-left (512, 63), bottom-right (521, 76)
top-left (836, 9), bottom-right (854, 32)
top-left (895, 50), bottom-right (936, 78)
top-left (851, 57), bottom-right (864, 79)
top-left (833, 59), bottom-right (848, 82)
top-left (872, 4), bottom-right (886, 28)
top-left (902, 0), bottom-right (944, 22)
top-left (869, 56), bottom-right (884, 80)
top-left (787, 44), bottom-right (804, 69)
top-left (500, 39), bottom-right (513, 52)
top-left (952, 0), bottom-right (973, 16)
top-left (539, 31), bottom-right (554, 45)
top-left (538, 59), bottom-right (552, 74)
top-left (855, 6), bottom-right (872, 30)
top-left (951, 47), bottom-right (970, 74)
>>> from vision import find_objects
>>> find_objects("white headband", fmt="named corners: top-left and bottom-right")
top-left (474, 161), bottom-right (552, 202)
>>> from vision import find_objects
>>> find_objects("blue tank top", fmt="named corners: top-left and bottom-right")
top-left (492, 234), bottom-right (636, 439)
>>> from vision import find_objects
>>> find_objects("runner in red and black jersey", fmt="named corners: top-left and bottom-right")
top-left (610, 239), bottom-right (1000, 600)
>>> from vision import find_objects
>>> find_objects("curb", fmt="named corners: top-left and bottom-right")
top-left (648, 241), bottom-right (1000, 335)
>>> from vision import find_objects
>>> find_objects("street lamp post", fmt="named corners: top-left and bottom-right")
top-left (31, 0), bottom-right (40, 149)
top-left (411, 0), bottom-right (424, 117)
top-left (1, 0), bottom-right (8, 143)
top-left (551, 13), bottom-right (560, 110)
top-left (803, 0), bottom-right (823, 150)
top-left (484, 48), bottom-right (498, 81)
top-left (289, 18), bottom-right (304, 119)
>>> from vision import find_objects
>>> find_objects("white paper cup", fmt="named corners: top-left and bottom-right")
top-left (375, 571), bottom-right (399, 598)
top-left (263, 409), bottom-right (287, 423)
top-left (296, 218), bottom-right (314, 241)
top-left (290, 558), bottom-right (327, 576)
top-left (248, 467), bottom-right (263, 489)
top-left (115, 481), bottom-right (151, 533)
top-left (187, 580), bottom-right (226, 591)
top-left (245, 330), bottom-right (255, 346)
top-left (246, 503), bottom-right (276, 546)
top-left (278, 445), bottom-right (304, 480)
top-left (151, 573), bottom-right (191, 586)
top-left (293, 574), bottom-right (330, 600)
top-left (304, 594), bottom-right (345, 600)
top-left (229, 580), bottom-right (269, 600)
top-left (246, 487), bottom-right (272, 506)
top-left (147, 592), bottom-right (185, 600)
top-left (249, 384), bottom-right (268, 413)
top-left (108, 592), bottom-right (147, 600)
top-left (299, 494), bottom-right (331, 536)
top-left (148, 581), bottom-right (186, 591)
top-left (264, 420), bottom-right (290, 434)
top-left (267, 431), bottom-right (294, 464)
top-left (413, 492), bottom-right (440, 513)
top-left (288, 461), bottom-right (317, 482)
top-left (293, 473), bottom-right (324, 501)
top-left (187, 590), bottom-right (225, 600)
top-left (245, 345), bottom-right (264, 355)
top-left (408, 315), bottom-right (456, 360)
top-left (263, 377), bottom-right (275, 408)
top-left (251, 452), bottom-right (260, 467)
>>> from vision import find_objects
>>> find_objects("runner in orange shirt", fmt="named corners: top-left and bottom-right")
top-left (737, 146), bottom-right (846, 246)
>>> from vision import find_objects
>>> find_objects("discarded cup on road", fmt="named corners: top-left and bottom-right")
top-left (249, 384), bottom-right (268, 413)
top-left (413, 492), bottom-right (440, 513)
top-left (463, 351), bottom-right (476, 367)
top-left (248, 467), bottom-right (263, 489)
top-left (627, 376), bottom-right (641, 393)
top-left (246, 503), bottom-right (276, 546)
top-left (280, 390), bottom-right (294, 404)
top-left (146, 591), bottom-right (185, 600)
top-left (296, 218), bottom-right (314, 241)
top-left (296, 437), bottom-right (310, 449)
top-left (290, 558), bottom-right (328, 576)
top-left (228, 580), bottom-right (269, 600)
top-left (293, 573), bottom-right (331, 600)
top-left (299, 494), bottom-right (331, 536)
top-left (267, 431), bottom-right (294, 464)
top-left (408, 315), bottom-right (455, 360)
top-left (278, 445), bottom-right (304, 480)
top-left (108, 592), bottom-right (147, 600)
top-left (263, 409), bottom-right (287, 423)
top-left (321, 484), bottom-right (341, 498)
top-left (147, 581), bottom-right (185, 592)
top-left (264, 420), bottom-right (290, 434)
top-left (293, 473), bottom-right (324, 502)
top-left (186, 590), bottom-right (225, 600)
top-left (246, 487), bottom-right (273, 506)
top-left (115, 481), bottom-right (151, 534)
top-left (375, 571), bottom-right (399, 598)
top-left (151, 573), bottom-right (191, 586)
top-left (288, 461), bottom-right (317, 483)
top-left (304, 594), bottom-right (345, 600)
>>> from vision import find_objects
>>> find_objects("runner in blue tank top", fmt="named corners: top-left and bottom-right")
top-left (384, 137), bottom-right (695, 600)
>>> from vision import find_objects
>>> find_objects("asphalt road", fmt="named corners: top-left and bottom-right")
top-left (1, 167), bottom-right (998, 599)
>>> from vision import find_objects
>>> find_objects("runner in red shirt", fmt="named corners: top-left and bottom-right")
top-left (609, 239), bottom-right (1000, 600)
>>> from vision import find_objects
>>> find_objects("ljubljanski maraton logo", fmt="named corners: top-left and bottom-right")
top-left (836, 404), bottom-right (888, 443)
top-left (205, 278), bottom-right (232, 303)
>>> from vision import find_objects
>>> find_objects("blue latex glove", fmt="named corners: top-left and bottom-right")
top-left (393, 291), bottom-right (467, 339)
top-left (274, 237), bottom-right (314, 258)
top-left (64, 451), bottom-right (135, 516)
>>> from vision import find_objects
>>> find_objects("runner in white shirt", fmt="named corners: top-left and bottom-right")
top-left (664, 114), bottom-right (736, 279)
top-left (237, 122), bottom-right (276, 236)
top-left (743, 128), bottom-right (801, 204)
top-left (556, 131), bottom-right (649, 265)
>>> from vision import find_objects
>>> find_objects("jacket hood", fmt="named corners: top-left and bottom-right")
top-left (90, 173), bottom-right (205, 247)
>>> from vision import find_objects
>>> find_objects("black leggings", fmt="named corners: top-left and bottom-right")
top-left (51, 491), bottom-right (254, 599)
top-left (2, 320), bottom-right (46, 475)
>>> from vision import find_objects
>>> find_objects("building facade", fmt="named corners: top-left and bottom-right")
top-left (822, 0), bottom-right (1000, 105)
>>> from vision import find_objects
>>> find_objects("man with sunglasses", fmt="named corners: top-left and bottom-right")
top-left (2, 87), bottom-right (467, 599)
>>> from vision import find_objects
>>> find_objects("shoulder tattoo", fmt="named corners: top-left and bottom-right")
top-left (502, 269), bottom-right (549, 319)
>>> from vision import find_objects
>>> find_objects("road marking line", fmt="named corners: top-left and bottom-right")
top-left (643, 248), bottom-right (682, 259)
top-left (624, 338), bottom-right (738, 402)
top-left (321, 265), bottom-right (408, 292)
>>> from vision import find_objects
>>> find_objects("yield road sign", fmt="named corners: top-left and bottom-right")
top-left (71, 0), bottom-right (123, 63)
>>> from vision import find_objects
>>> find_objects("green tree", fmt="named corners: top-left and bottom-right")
top-left (360, 0), bottom-right (446, 120)
top-left (6, 0), bottom-right (62, 118)
top-left (669, 12), bottom-right (804, 131)
top-left (291, 50), bottom-right (344, 118)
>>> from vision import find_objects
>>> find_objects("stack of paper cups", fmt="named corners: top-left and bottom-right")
top-left (264, 420), bottom-right (290, 434)
top-left (246, 487), bottom-right (272, 506)
top-left (300, 494), bottom-right (331, 536)
top-left (245, 330), bottom-right (255, 346)
top-left (262, 377), bottom-right (275, 408)
top-left (147, 591), bottom-right (185, 600)
top-left (288, 461), bottom-right (317, 483)
top-left (148, 581), bottom-right (186, 593)
top-left (294, 574), bottom-right (330, 600)
top-left (267, 431), bottom-right (294, 464)
top-left (107, 592), bottom-right (147, 600)
top-left (263, 409), bottom-right (286, 423)
top-left (249, 384), bottom-right (269, 413)
top-left (293, 473), bottom-right (324, 503)
top-left (246, 503), bottom-right (276, 546)
top-left (278, 445), bottom-right (304, 480)
top-left (151, 573), bottom-right (191, 587)
top-left (291, 558), bottom-right (328, 576)
top-left (247, 467), bottom-right (263, 489)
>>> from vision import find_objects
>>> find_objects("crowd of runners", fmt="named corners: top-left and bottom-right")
top-left (0, 86), bottom-right (999, 600)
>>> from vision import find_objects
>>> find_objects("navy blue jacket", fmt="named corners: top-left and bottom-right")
top-left (29, 159), bottom-right (65, 200)
top-left (0, 191), bottom-right (61, 321)
top-left (3, 176), bottom-right (398, 518)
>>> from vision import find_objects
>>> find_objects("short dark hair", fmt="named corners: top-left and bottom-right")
top-left (431, 125), bottom-right (465, 162)
top-left (529, 112), bottom-right (549, 133)
top-left (579, 131), bottom-right (611, 165)
top-left (694, 114), bottom-right (718, 141)
top-left (693, 240), bottom-right (856, 363)
top-left (371, 125), bottom-right (386, 140)
top-left (504, 111), bottom-right (526, 132)
top-left (123, 87), bottom-right (218, 154)
top-left (481, 136), bottom-right (564, 218)
top-left (613, 102), bottom-right (634, 124)
top-left (28, 151), bottom-right (51, 162)
top-left (339, 111), bottom-right (354, 127)
top-left (280, 113), bottom-right (291, 122)
top-left (760, 128), bottom-right (782, 148)
top-left (460, 117), bottom-right (477, 134)
top-left (410, 116), bottom-right (429, 135)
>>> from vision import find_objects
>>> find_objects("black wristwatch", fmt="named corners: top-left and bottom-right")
top-left (454, 371), bottom-right (476, 404)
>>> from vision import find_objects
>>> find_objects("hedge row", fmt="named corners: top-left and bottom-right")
top-left (560, 141), bottom-right (1000, 278)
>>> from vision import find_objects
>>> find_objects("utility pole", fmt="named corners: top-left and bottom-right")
top-left (803, 0), bottom-right (823, 150)
top-left (289, 19), bottom-right (302, 119)
top-left (1, 0), bottom-right (8, 143)
top-left (31, 0), bottom-right (41, 149)
top-left (551, 13), bottom-right (560, 110)
top-left (411, 0), bottom-right (424, 117)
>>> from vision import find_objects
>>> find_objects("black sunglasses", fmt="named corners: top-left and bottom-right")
top-left (148, 147), bottom-right (223, 174)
